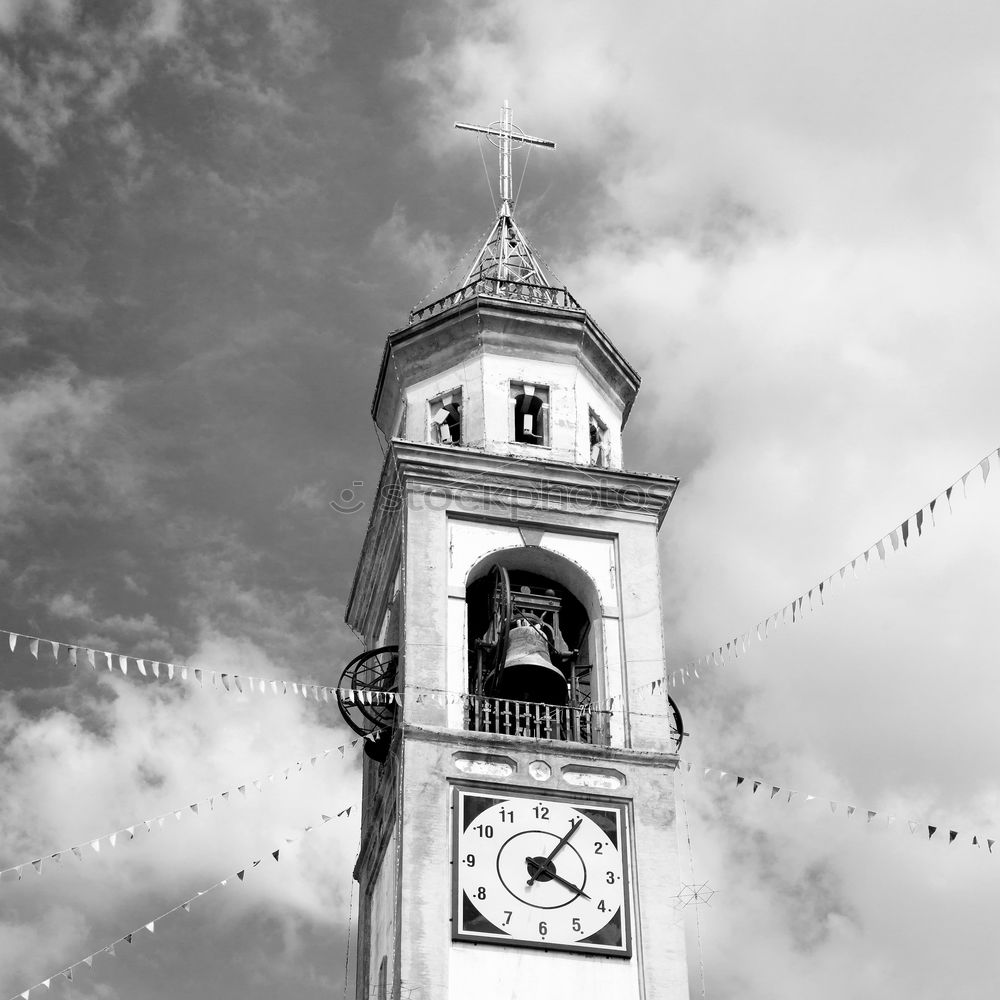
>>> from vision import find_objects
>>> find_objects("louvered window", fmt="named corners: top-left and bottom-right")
top-left (510, 382), bottom-right (549, 446)
top-left (429, 389), bottom-right (462, 445)
top-left (589, 409), bottom-right (609, 467)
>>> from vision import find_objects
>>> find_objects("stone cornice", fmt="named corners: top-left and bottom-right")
top-left (346, 440), bottom-right (678, 631)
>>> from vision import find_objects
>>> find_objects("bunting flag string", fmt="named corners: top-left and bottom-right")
top-left (630, 444), bottom-right (1000, 700)
top-left (680, 758), bottom-right (995, 856)
top-left (0, 732), bottom-right (380, 884)
top-left (4, 803), bottom-right (357, 1000)
top-left (1, 626), bottom-right (401, 709)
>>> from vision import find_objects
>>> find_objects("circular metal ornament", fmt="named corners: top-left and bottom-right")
top-left (335, 645), bottom-right (399, 739)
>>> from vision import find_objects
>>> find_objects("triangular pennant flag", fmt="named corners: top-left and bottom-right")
top-left (152, 661), bottom-right (160, 677)
top-left (234, 676), bottom-right (243, 693)
top-left (126, 825), bottom-right (135, 837)
top-left (237, 870), bottom-right (246, 881)
top-left (72, 846), bottom-right (82, 860)
top-left (63, 969), bottom-right (72, 982)
top-left (50, 640), bottom-right (59, 659)
top-left (876, 539), bottom-right (886, 561)
top-left (752, 780), bottom-right (761, 793)
top-left (146, 921), bottom-right (155, 933)
top-left (174, 811), bottom-right (182, 820)
top-left (928, 825), bottom-right (937, 838)
top-left (238, 785), bottom-right (246, 797)
top-left (124, 933), bottom-right (132, 944)
top-left (119, 654), bottom-right (128, 674)
top-left (252, 859), bottom-right (262, 868)
top-left (988, 839), bottom-right (995, 853)
top-left (106, 944), bottom-right (115, 956)
top-left (805, 794), bottom-right (816, 802)
top-left (137, 658), bottom-right (147, 676)
top-left (735, 776), bottom-right (745, 788)
top-left (770, 786), bottom-right (780, 799)
top-left (29, 638), bottom-right (39, 659)
top-left (291, 682), bottom-right (299, 695)
top-left (221, 791), bottom-right (230, 802)
top-left (221, 673), bottom-right (230, 691)
top-left (962, 471), bottom-right (971, 496)
top-left (981, 455), bottom-right (992, 482)
top-left (829, 801), bottom-right (837, 813)
top-left (68, 646), bottom-right (77, 667)
top-left (15, 865), bottom-right (23, 879)
top-left (867, 810), bottom-right (877, 823)
top-left (847, 805), bottom-right (856, 817)
top-left (338, 806), bottom-right (352, 817)
top-left (194, 668), bottom-right (202, 684)
top-left (949, 830), bottom-right (958, 844)
top-left (31, 859), bottom-right (42, 873)
top-left (7, 632), bottom-right (16, 652)
top-left (83, 956), bottom-right (93, 967)
top-left (908, 820), bottom-right (917, 834)
top-left (86, 648), bottom-right (95, 668)
top-left (103, 651), bottom-right (112, 670)
top-left (108, 832), bottom-right (117, 847)
top-left (322, 814), bottom-right (333, 822)
top-left (91, 839), bottom-right (101, 853)
top-left (786, 791), bottom-right (796, 803)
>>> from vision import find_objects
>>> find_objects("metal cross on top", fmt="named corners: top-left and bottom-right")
top-left (455, 100), bottom-right (556, 218)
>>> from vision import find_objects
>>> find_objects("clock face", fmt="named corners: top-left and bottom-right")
top-left (452, 786), bottom-right (632, 957)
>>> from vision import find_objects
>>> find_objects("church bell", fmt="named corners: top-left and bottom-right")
top-left (496, 623), bottom-right (568, 706)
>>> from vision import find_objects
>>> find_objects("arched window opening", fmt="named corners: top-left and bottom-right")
top-left (510, 382), bottom-right (548, 446)
top-left (430, 389), bottom-right (462, 445)
top-left (466, 565), bottom-right (603, 744)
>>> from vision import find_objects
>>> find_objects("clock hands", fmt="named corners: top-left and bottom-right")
top-left (524, 857), bottom-right (591, 900)
top-left (526, 817), bottom-right (582, 887)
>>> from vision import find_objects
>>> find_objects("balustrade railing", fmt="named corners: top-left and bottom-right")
top-left (465, 693), bottom-right (607, 745)
top-left (409, 278), bottom-right (582, 324)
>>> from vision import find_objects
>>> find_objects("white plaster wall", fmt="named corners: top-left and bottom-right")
top-left (405, 358), bottom-right (485, 446)
top-left (400, 352), bottom-right (625, 468)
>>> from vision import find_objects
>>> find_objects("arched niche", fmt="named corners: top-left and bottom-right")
top-left (464, 546), bottom-right (609, 738)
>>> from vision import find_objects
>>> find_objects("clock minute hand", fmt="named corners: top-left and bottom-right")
top-left (526, 817), bottom-right (581, 886)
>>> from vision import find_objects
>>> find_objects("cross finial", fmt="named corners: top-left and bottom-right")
top-left (455, 100), bottom-right (556, 218)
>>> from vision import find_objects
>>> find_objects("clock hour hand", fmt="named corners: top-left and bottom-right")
top-left (524, 858), bottom-right (590, 900)
top-left (526, 817), bottom-right (581, 887)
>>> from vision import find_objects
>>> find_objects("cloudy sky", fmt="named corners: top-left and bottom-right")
top-left (2, 0), bottom-right (1000, 997)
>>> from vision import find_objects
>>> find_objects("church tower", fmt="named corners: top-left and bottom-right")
top-left (340, 103), bottom-right (688, 1000)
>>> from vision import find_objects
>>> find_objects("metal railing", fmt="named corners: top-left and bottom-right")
top-left (465, 693), bottom-right (607, 745)
top-left (409, 277), bottom-right (582, 324)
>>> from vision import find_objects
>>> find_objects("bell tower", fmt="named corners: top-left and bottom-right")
top-left (341, 103), bottom-right (688, 999)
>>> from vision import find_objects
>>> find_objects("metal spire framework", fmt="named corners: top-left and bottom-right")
top-left (409, 101), bottom-right (580, 325)
top-left (454, 100), bottom-right (556, 287)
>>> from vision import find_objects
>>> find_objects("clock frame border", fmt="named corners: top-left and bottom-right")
top-left (449, 780), bottom-right (634, 959)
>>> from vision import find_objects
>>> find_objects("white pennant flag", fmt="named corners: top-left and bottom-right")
top-left (49, 640), bottom-right (59, 660)
top-left (86, 648), bottom-right (96, 669)
top-left (8, 632), bottom-right (17, 652)
top-left (105, 651), bottom-right (113, 671)
top-left (152, 661), bottom-right (160, 678)
top-left (137, 659), bottom-right (147, 676)
top-left (68, 647), bottom-right (77, 667)
top-left (29, 638), bottom-right (39, 659)
top-left (119, 655), bottom-right (128, 674)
